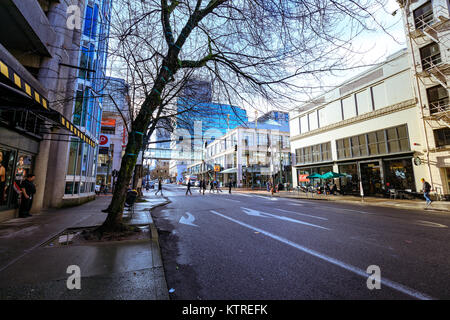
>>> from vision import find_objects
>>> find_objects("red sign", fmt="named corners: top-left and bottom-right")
top-left (99, 135), bottom-right (108, 145)
top-left (298, 174), bottom-right (310, 182)
top-left (101, 118), bottom-right (116, 127)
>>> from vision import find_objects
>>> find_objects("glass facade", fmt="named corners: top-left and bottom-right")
top-left (64, 0), bottom-right (112, 196)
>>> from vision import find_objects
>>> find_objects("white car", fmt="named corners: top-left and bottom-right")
top-left (194, 181), bottom-right (201, 187)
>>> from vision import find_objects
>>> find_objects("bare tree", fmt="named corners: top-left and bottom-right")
top-left (97, 0), bottom-right (390, 233)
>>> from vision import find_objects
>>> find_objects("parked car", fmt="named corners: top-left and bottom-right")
top-left (194, 181), bottom-right (201, 187)
top-left (146, 181), bottom-right (155, 189)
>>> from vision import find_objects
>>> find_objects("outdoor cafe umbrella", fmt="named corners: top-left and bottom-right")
top-left (321, 171), bottom-right (346, 179)
top-left (306, 173), bottom-right (323, 179)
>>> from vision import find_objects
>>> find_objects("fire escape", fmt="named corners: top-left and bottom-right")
top-left (409, 4), bottom-right (450, 129)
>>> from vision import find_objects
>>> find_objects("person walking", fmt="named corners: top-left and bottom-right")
top-left (186, 179), bottom-right (192, 195)
top-left (228, 180), bottom-right (233, 194)
top-left (210, 180), bottom-right (214, 193)
top-left (202, 179), bottom-right (206, 195)
top-left (155, 179), bottom-right (163, 196)
top-left (199, 180), bottom-right (203, 193)
top-left (421, 178), bottom-right (432, 208)
top-left (215, 180), bottom-right (222, 192)
top-left (19, 173), bottom-right (36, 218)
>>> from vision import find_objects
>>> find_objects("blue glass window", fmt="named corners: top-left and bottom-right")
top-left (91, 5), bottom-right (99, 39)
top-left (83, 6), bottom-right (93, 37)
top-left (88, 43), bottom-right (95, 80)
top-left (79, 46), bottom-right (89, 79)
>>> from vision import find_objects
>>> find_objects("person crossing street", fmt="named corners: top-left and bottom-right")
top-left (155, 179), bottom-right (163, 196)
top-left (186, 179), bottom-right (192, 195)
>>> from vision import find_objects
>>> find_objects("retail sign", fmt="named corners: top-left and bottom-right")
top-left (214, 165), bottom-right (221, 172)
top-left (101, 118), bottom-right (116, 127)
top-left (99, 135), bottom-right (109, 146)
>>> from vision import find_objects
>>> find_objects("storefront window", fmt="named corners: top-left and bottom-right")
top-left (67, 139), bottom-right (79, 175)
top-left (384, 159), bottom-right (415, 191)
top-left (0, 148), bottom-right (16, 209)
top-left (338, 163), bottom-right (360, 195)
top-left (65, 182), bottom-right (74, 195)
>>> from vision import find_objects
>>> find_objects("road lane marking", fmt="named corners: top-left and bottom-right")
top-left (209, 210), bottom-right (433, 300)
top-left (274, 208), bottom-right (328, 221)
top-left (241, 207), bottom-right (330, 230)
top-left (179, 212), bottom-right (199, 227)
top-left (222, 198), bottom-right (241, 203)
top-left (414, 220), bottom-right (447, 228)
top-left (312, 204), bottom-right (371, 214)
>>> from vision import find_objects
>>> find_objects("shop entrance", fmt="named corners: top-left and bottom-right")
top-left (359, 161), bottom-right (383, 196)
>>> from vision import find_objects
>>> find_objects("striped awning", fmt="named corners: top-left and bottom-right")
top-left (0, 58), bottom-right (96, 147)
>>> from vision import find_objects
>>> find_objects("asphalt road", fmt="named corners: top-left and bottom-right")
top-left (150, 184), bottom-right (450, 300)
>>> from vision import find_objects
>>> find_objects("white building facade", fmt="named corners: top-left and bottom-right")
top-left (187, 121), bottom-right (291, 188)
top-left (290, 49), bottom-right (431, 197)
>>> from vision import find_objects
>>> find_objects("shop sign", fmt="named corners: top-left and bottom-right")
top-left (99, 135), bottom-right (110, 147)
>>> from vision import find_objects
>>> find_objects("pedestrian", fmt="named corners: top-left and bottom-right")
top-left (19, 173), bottom-right (36, 218)
top-left (155, 179), bottom-right (163, 196)
top-left (202, 179), bottom-right (206, 195)
top-left (421, 178), bottom-right (432, 208)
top-left (210, 180), bottom-right (214, 193)
top-left (199, 180), bottom-right (203, 193)
top-left (186, 179), bottom-right (192, 195)
top-left (215, 180), bottom-right (222, 192)
top-left (228, 180), bottom-right (233, 194)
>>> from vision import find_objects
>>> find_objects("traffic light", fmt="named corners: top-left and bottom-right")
top-left (234, 145), bottom-right (237, 152)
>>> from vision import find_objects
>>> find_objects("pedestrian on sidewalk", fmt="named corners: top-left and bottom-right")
top-left (186, 179), bottom-right (192, 195)
top-left (19, 173), bottom-right (36, 218)
top-left (199, 180), bottom-right (203, 193)
top-left (155, 179), bottom-right (163, 196)
top-left (421, 178), bottom-right (432, 208)
top-left (228, 180), bottom-right (233, 194)
top-left (210, 180), bottom-right (214, 193)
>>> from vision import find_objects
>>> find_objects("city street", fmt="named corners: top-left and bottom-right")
top-left (151, 184), bottom-right (450, 300)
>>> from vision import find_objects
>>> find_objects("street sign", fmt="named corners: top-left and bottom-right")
top-left (214, 165), bottom-right (220, 172)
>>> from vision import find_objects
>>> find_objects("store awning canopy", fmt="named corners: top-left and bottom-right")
top-left (0, 54), bottom-right (96, 147)
top-left (321, 171), bottom-right (347, 179)
top-left (220, 167), bottom-right (237, 174)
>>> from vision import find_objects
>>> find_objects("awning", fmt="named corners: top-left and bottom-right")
top-left (0, 57), bottom-right (96, 147)
top-left (220, 167), bottom-right (237, 174)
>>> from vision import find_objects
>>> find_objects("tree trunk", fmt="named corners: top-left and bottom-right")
top-left (98, 129), bottom-right (144, 232)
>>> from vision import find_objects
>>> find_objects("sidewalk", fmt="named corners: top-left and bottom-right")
top-left (235, 189), bottom-right (450, 213)
top-left (0, 193), bottom-right (170, 299)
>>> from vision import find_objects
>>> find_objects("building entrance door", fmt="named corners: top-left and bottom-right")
top-left (359, 161), bottom-right (383, 196)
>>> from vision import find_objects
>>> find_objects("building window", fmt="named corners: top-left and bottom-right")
top-left (426, 85), bottom-right (449, 114)
top-left (413, 1), bottom-right (433, 30)
top-left (420, 42), bottom-right (441, 70)
top-left (83, 6), bottom-right (94, 37)
top-left (351, 135), bottom-right (368, 158)
top-left (295, 142), bottom-right (330, 164)
top-left (434, 128), bottom-right (450, 147)
top-left (336, 138), bottom-right (351, 159)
